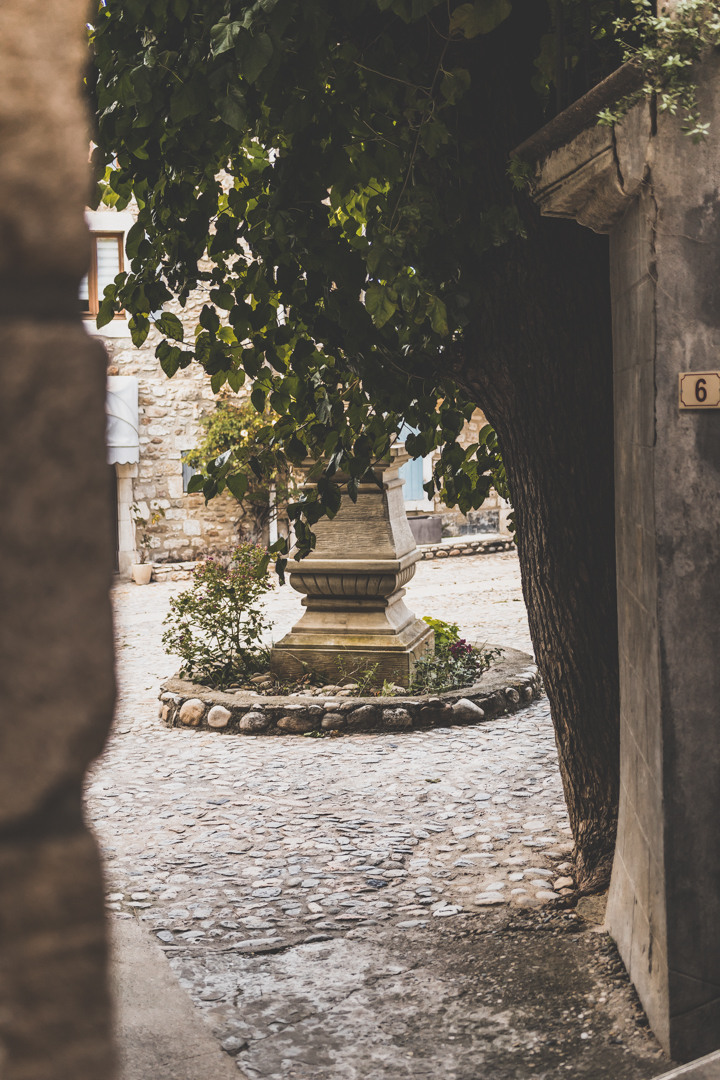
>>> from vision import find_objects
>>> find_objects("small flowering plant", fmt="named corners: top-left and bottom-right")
top-left (162, 543), bottom-right (273, 688)
top-left (408, 616), bottom-right (501, 694)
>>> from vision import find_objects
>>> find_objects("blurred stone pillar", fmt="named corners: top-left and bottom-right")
top-left (0, 3), bottom-right (116, 1078)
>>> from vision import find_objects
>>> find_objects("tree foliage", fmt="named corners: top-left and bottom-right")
top-left (598, 0), bottom-right (720, 142)
top-left (183, 398), bottom-right (300, 533)
top-left (88, 0), bottom-right (543, 572)
top-left (88, 0), bottom-right (716, 574)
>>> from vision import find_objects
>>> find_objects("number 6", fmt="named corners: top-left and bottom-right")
top-left (696, 378), bottom-right (707, 402)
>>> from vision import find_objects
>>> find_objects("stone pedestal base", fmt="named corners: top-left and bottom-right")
top-left (270, 454), bottom-right (434, 686)
top-left (271, 582), bottom-right (433, 684)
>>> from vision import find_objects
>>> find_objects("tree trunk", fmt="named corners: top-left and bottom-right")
top-left (455, 221), bottom-right (618, 893)
top-left (445, 5), bottom-right (620, 892)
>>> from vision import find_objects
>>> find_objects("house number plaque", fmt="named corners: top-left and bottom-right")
top-left (678, 372), bottom-right (720, 409)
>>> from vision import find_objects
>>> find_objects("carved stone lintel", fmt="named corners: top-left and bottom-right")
top-left (270, 453), bottom-right (434, 684)
top-left (528, 101), bottom-right (653, 234)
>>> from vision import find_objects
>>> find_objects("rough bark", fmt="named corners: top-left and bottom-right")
top-left (445, 3), bottom-right (620, 892)
top-left (457, 224), bottom-right (618, 893)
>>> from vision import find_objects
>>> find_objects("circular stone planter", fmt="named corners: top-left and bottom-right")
top-left (157, 646), bottom-right (542, 735)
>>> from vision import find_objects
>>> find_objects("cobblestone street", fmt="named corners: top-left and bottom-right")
top-left (88, 553), bottom-right (669, 1079)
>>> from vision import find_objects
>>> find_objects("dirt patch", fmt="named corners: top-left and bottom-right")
top-left (170, 908), bottom-right (673, 1080)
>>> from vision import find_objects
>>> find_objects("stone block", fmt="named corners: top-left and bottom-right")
top-left (382, 708), bottom-right (412, 729)
top-left (277, 715), bottom-right (317, 733)
top-left (452, 698), bottom-right (485, 722)
top-left (346, 705), bottom-right (378, 727)
top-left (238, 711), bottom-right (270, 732)
top-left (321, 713), bottom-right (345, 729)
top-left (419, 704), bottom-right (452, 724)
top-left (178, 698), bottom-right (205, 726)
top-left (207, 705), bottom-right (231, 728)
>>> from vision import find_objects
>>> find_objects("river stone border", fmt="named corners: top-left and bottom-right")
top-left (158, 646), bottom-right (541, 736)
top-left (418, 535), bottom-right (514, 559)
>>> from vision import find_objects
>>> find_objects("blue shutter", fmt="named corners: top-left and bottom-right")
top-left (399, 456), bottom-right (425, 501)
top-left (397, 423), bottom-right (424, 501)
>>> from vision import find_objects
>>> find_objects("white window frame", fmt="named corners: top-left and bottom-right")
top-left (83, 210), bottom-right (135, 338)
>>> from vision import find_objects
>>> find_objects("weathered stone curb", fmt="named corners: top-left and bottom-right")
top-left (158, 646), bottom-right (541, 736)
top-left (650, 1050), bottom-right (720, 1079)
top-left (418, 536), bottom-right (515, 559)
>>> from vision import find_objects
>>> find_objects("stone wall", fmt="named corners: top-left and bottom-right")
top-left (606, 185), bottom-right (668, 1046)
top-left (88, 207), bottom-right (257, 570)
top-left (529, 59), bottom-right (720, 1062)
top-left (106, 331), bottom-right (252, 563)
top-left (605, 73), bottom-right (720, 1061)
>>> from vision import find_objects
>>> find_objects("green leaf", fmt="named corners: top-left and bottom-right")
top-left (129, 314), bottom-right (150, 348)
top-left (427, 295), bottom-right (449, 336)
top-left (128, 65), bottom-right (153, 104)
top-left (199, 304), bottom-right (220, 333)
top-left (419, 118), bottom-right (450, 156)
top-left (226, 473), bottom-right (249, 500)
top-left (440, 68), bottom-right (471, 104)
top-left (170, 79), bottom-right (204, 123)
top-left (210, 19), bottom-right (242, 57)
top-left (186, 474), bottom-right (205, 494)
top-left (156, 340), bottom-right (182, 377)
top-left (365, 282), bottom-right (397, 329)
top-left (412, 0), bottom-right (443, 15)
top-left (211, 370), bottom-right (227, 393)
top-left (210, 287), bottom-right (235, 311)
top-left (156, 311), bottom-right (184, 341)
top-left (96, 298), bottom-right (116, 330)
top-left (217, 92), bottom-right (247, 130)
top-left (251, 387), bottom-right (266, 412)
top-left (125, 221), bottom-right (145, 260)
top-left (227, 368), bottom-right (245, 392)
top-left (240, 33), bottom-right (273, 84)
top-left (450, 0), bottom-right (511, 38)
top-left (287, 434), bottom-right (307, 462)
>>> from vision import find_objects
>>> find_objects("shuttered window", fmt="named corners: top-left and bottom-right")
top-left (80, 233), bottom-right (124, 317)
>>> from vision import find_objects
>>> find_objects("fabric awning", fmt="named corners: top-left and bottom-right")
top-left (106, 376), bottom-right (139, 464)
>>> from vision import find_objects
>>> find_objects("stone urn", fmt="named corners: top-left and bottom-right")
top-left (270, 451), bottom-right (433, 685)
top-left (131, 563), bottom-right (153, 585)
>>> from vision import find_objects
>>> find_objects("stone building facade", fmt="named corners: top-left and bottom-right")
top-left (524, 56), bottom-right (720, 1063)
top-left (87, 205), bottom-right (510, 576)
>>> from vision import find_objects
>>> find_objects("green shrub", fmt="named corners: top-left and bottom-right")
top-left (162, 543), bottom-right (272, 689)
top-left (410, 618), bottom-right (501, 694)
top-left (422, 616), bottom-right (460, 650)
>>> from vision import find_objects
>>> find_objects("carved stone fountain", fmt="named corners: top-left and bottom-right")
top-left (270, 452), bottom-right (434, 685)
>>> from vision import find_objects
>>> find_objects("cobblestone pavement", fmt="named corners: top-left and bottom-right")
top-left (88, 553), bottom-right (669, 1079)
